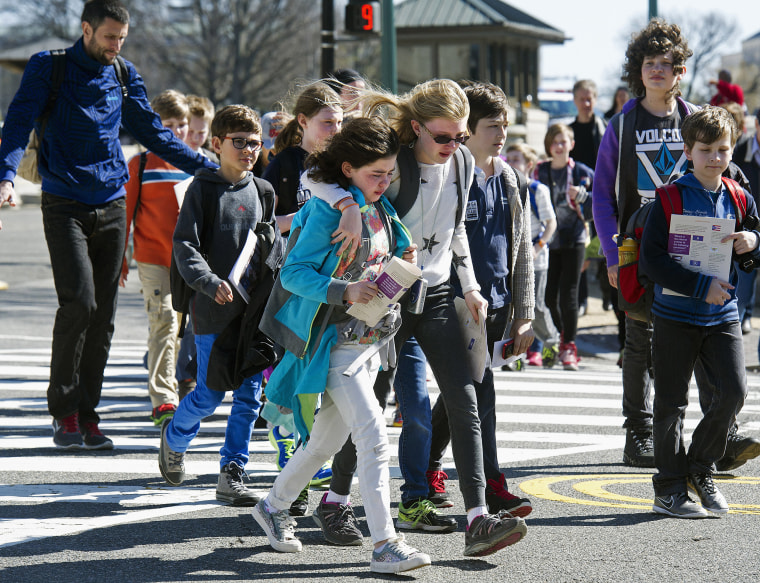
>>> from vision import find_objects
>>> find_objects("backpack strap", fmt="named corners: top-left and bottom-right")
top-left (113, 56), bottom-right (129, 98)
top-left (131, 151), bottom-right (148, 227)
top-left (656, 183), bottom-right (683, 225)
top-left (528, 180), bottom-right (540, 217)
top-left (392, 146), bottom-right (421, 220)
top-left (37, 49), bottom-right (67, 135)
top-left (722, 177), bottom-right (747, 227)
top-left (452, 147), bottom-right (469, 226)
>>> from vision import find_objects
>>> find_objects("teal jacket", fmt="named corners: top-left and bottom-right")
top-left (259, 183), bottom-right (413, 440)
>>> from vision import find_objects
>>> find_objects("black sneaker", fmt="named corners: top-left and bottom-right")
top-left (158, 417), bottom-right (185, 486)
top-left (486, 473), bottom-right (532, 517)
top-left (80, 420), bottom-right (113, 450)
top-left (289, 485), bottom-right (309, 516)
top-left (52, 413), bottom-right (83, 449)
top-left (652, 492), bottom-right (709, 518)
top-left (312, 493), bottom-right (363, 546)
top-left (715, 430), bottom-right (760, 471)
top-left (177, 379), bottom-right (196, 401)
top-left (397, 498), bottom-right (457, 532)
top-left (216, 461), bottom-right (260, 506)
top-left (464, 512), bottom-right (527, 557)
top-left (623, 427), bottom-right (655, 468)
top-left (687, 473), bottom-right (728, 514)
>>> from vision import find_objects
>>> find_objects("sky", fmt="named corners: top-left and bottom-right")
top-left (507, 0), bottom-right (758, 102)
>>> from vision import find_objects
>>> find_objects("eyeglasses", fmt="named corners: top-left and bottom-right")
top-left (224, 137), bottom-right (262, 151)
top-left (419, 122), bottom-right (469, 145)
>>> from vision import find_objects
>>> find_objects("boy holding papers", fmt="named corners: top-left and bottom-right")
top-left (640, 106), bottom-right (760, 518)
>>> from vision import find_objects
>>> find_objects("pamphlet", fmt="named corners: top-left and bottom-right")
top-left (663, 215), bottom-right (734, 296)
top-left (454, 296), bottom-right (487, 383)
top-left (228, 228), bottom-right (258, 303)
top-left (346, 256), bottom-right (422, 327)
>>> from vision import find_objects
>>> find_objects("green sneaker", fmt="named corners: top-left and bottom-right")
top-left (541, 344), bottom-right (559, 368)
top-left (268, 426), bottom-right (295, 471)
top-left (397, 498), bottom-right (457, 532)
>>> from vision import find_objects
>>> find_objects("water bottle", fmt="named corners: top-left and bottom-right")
top-left (618, 236), bottom-right (638, 266)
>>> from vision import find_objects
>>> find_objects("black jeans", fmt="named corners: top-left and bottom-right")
top-left (622, 316), bottom-right (654, 430)
top-left (546, 244), bottom-right (585, 342)
top-left (428, 306), bottom-right (507, 483)
top-left (41, 193), bottom-right (127, 423)
top-left (651, 316), bottom-right (746, 496)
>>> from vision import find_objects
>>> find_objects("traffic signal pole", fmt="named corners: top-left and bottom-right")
top-left (380, 0), bottom-right (397, 93)
top-left (321, 0), bottom-right (335, 77)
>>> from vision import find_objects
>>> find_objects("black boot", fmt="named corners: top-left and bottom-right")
top-left (623, 427), bottom-right (655, 468)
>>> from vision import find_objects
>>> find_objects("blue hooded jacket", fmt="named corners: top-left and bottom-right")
top-left (0, 38), bottom-right (215, 203)
top-left (260, 183), bottom-right (412, 440)
top-left (640, 173), bottom-right (760, 326)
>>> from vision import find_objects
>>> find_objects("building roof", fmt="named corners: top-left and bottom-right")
top-left (0, 37), bottom-right (71, 73)
top-left (396, 0), bottom-right (566, 42)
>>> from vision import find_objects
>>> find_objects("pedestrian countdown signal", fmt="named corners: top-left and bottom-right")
top-left (345, 1), bottom-right (381, 34)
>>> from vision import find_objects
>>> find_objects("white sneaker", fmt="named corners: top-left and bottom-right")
top-left (252, 499), bottom-right (302, 552)
top-left (370, 534), bottom-right (431, 573)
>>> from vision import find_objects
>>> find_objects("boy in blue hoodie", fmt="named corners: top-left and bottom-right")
top-left (640, 106), bottom-right (760, 518)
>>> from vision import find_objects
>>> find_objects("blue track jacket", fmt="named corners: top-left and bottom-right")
top-left (0, 38), bottom-right (215, 204)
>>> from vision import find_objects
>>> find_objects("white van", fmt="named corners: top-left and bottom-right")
top-left (537, 89), bottom-right (576, 125)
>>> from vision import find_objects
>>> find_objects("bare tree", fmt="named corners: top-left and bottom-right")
top-left (0, 0), bottom-right (81, 43)
top-left (663, 11), bottom-right (739, 103)
top-left (0, 0), bottom-right (321, 112)
top-left (127, 0), bottom-right (321, 111)
top-left (617, 12), bottom-right (739, 104)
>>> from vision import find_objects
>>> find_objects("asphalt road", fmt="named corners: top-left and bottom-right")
top-left (1, 203), bottom-right (760, 583)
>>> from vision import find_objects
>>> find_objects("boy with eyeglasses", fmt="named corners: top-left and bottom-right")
top-left (159, 105), bottom-right (279, 506)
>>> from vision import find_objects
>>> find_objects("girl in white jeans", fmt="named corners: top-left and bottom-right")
top-left (252, 116), bottom-right (428, 574)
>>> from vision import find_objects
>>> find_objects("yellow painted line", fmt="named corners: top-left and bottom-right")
top-left (519, 474), bottom-right (760, 514)
top-left (574, 478), bottom-right (652, 505)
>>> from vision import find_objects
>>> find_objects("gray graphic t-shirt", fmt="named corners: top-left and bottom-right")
top-left (634, 104), bottom-right (688, 207)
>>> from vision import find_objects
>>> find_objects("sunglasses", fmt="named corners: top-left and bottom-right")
top-left (224, 137), bottom-right (262, 151)
top-left (419, 122), bottom-right (469, 145)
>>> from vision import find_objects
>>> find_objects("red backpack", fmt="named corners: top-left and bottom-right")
top-left (617, 177), bottom-right (748, 322)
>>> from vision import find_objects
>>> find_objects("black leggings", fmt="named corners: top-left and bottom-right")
top-left (545, 244), bottom-right (585, 343)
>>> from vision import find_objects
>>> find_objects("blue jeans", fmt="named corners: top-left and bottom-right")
top-left (166, 333), bottom-right (263, 468)
top-left (41, 193), bottom-right (127, 423)
top-left (651, 317), bottom-right (746, 496)
top-left (377, 283), bottom-right (486, 509)
top-left (393, 337), bottom-right (431, 501)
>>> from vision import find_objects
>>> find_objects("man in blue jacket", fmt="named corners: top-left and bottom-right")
top-left (0, 0), bottom-right (216, 450)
